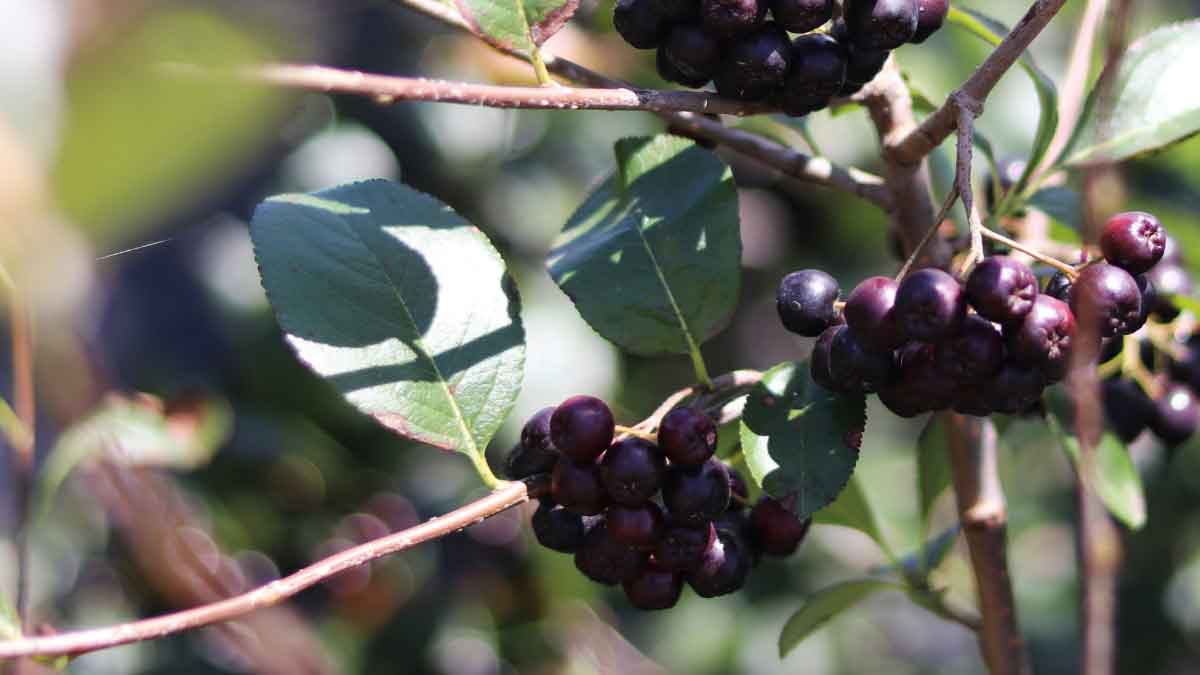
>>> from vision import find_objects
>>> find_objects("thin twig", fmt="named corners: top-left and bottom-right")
top-left (0, 476), bottom-right (547, 660)
top-left (952, 94), bottom-right (985, 277)
top-left (896, 185), bottom-right (959, 281)
top-left (977, 227), bottom-right (1078, 278)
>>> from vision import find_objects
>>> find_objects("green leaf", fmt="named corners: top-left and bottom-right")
top-left (1028, 186), bottom-right (1083, 233)
top-left (1065, 21), bottom-right (1200, 166)
top-left (879, 525), bottom-right (961, 578)
top-left (739, 361), bottom-right (866, 521)
top-left (947, 8), bottom-right (1058, 205)
top-left (0, 593), bottom-right (19, 640)
top-left (455, 0), bottom-right (579, 51)
top-left (1047, 413), bottom-right (1147, 529)
top-left (547, 136), bottom-right (741, 362)
top-left (813, 474), bottom-right (886, 548)
top-left (916, 416), bottom-right (952, 527)
top-left (251, 179), bottom-right (525, 482)
top-left (1169, 293), bottom-right (1200, 316)
top-left (779, 579), bottom-right (896, 656)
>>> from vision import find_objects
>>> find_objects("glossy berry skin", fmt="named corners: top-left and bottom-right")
top-left (1069, 263), bottom-right (1143, 338)
top-left (910, 0), bottom-right (948, 43)
top-left (655, 522), bottom-right (715, 571)
top-left (1101, 211), bottom-right (1166, 275)
top-left (770, 0), bottom-right (833, 33)
top-left (623, 563), bottom-right (684, 610)
top-left (778, 33), bottom-right (847, 117)
top-left (659, 25), bottom-right (720, 87)
top-left (600, 438), bottom-right (666, 505)
top-left (658, 407), bottom-right (718, 466)
top-left (895, 268), bottom-right (967, 342)
top-left (614, 0), bottom-right (667, 49)
top-left (840, 44), bottom-right (888, 94)
top-left (966, 257), bottom-right (1038, 325)
top-left (551, 459), bottom-right (608, 515)
top-left (844, 0), bottom-right (918, 50)
top-left (1007, 295), bottom-right (1077, 382)
top-left (651, 0), bottom-right (700, 21)
top-left (877, 342), bottom-right (954, 417)
top-left (726, 467), bottom-right (750, 511)
top-left (777, 269), bottom-right (841, 336)
top-left (505, 407), bottom-right (559, 479)
top-left (844, 276), bottom-right (904, 352)
top-left (1045, 271), bottom-right (1073, 302)
top-left (662, 460), bottom-right (731, 526)
top-left (607, 502), bottom-right (666, 551)
top-left (575, 522), bottom-right (647, 586)
top-left (713, 23), bottom-right (791, 102)
top-left (1130, 274), bottom-right (1155, 334)
top-left (688, 529), bottom-right (752, 597)
top-left (531, 501), bottom-right (586, 553)
top-left (1102, 378), bottom-right (1155, 443)
top-left (810, 326), bottom-right (841, 392)
top-left (701, 0), bottom-right (766, 37)
top-left (988, 365), bottom-right (1046, 415)
top-left (749, 497), bottom-right (811, 556)
top-left (550, 395), bottom-right (615, 461)
top-left (829, 326), bottom-right (895, 392)
top-left (935, 315), bottom-right (1004, 382)
top-left (1151, 384), bottom-right (1200, 447)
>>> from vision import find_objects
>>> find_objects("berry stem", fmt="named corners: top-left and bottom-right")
top-left (1120, 333), bottom-right (1159, 399)
top-left (896, 185), bottom-right (959, 281)
top-left (977, 227), bottom-right (1078, 279)
top-left (613, 425), bottom-right (658, 443)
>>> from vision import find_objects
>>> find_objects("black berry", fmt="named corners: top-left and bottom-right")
top-left (935, 315), bottom-right (1004, 382)
top-left (1130, 274), bottom-right (1155, 334)
top-left (749, 496), bottom-right (811, 556)
top-left (771, 0), bottom-right (833, 33)
top-left (550, 395), bottom-right (615, 461)
top-left (713, 23), bottom-right (791, 101)
top-left (829, 325), bottom-right (896, 392)
top-left (505, 407), bottom-right (559, 479)
top-left (651, 0), bottom-right (701, 21)
top-left (1007, 294), bottom-right (1077, 382)
top-left (614, 0), bottom-right (668, 49)
top-left (623, 562), bottom-right (684, 610)
top-left (988, 365), bottom-right (1046, 415)
top-left (662, 460), bottom-right (731, 526)
top-left (844, 276), bottom-right (904, 352)
top-left (658, 407), bottom-right (718, 466)
top-left (726, 466), bottom-right (750, 511)
top-left (600, 438), bottom-right (666, 504)
top-left (1101, 211), bottom-right (1166, 275)
top-left (910, 0), bottom-right (948, 43)
top-left (777, 269), bottom-right (841, 336)
top-left (778, 33), bottom-right (847, 117)
top-left (655, 522), bottom-right (715, 571)
top-left (1147, 262), bottom-right (1191, 321)
top-left (532, 501), bottom-right (586, 553)
top-left (701, 0), bottom-right (766, 37)
top-left (1151, 383), bottom-right (1200, 447)
top-left (1044, 271), bottom-right (1073, 302)
top-left (688, 529), bottom-right (751, 597)
top-left (844, 0), bottom-right (918, 50)
top-left (965, 256), bottom-right (1038, 325)
top-left (552, 458), bottom-right (608, 515)
top-left (895, 268), bottom-right (967, 342)
top-left (810, 325), bottom-right (841, 392)
top-left (575, 522), bottom-right (647, 585)
top-left (1070, 263), bottom-right (1143, 338)
top-left (607, 502), bottom-right (666, 551)
top-left (1102, 378), bottom-right (1155, 443)
top-left (658, 24), bottom-right (720, 87)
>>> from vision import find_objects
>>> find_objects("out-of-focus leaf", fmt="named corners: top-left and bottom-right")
top-left (1065, 20), bottom-right (1200, 166)
top-left (779, 579), bottom-right (895, 656)
top-left (251, 179), bottom-right (525, 478)
top-left (548, 136), bottom-right (740, 362)
top-left (917, 416), bottom-right (952, 527)
top-left (1169, 294), bottom-right (1200, 316)
top-left (813, 474), bottom-right (886, 549)
top-left (1048, 413), bottom-right (1147, 529)
top-left (740, 361), bottom-right (866, 520)
top-left (455, 0), bottom-right (579, 51)
top-left (1028, 186), bottom-right (1083, 233)
top-left (0, 594), bottom-right (18, 640)
top-left (877, 525), bottom-right (961, 578)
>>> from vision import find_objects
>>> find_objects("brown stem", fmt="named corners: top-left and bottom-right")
top-left (0, 476), bottom-right (547, 660)
top-left (943, 413), bottom-right (1031, 675)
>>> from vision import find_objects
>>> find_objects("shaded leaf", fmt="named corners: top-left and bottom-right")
top-left (1048, 413), bottom-right (1146, 529)
top-left (917, 416), bottom-right (952, 527)
top-left (813, 474), bottom-right (886, 548)
top-left (877, 525), bottom-right (961, 578)
top-left (1066, 21), bottom-right (1200, 166)
top-left (252, 179), bottom-right (525, 472)
top-left (1028, 186), bottom-right (1083, 233)
top-left (779, 579), bottom-right (896, 656)
top-left (740, 361), bottom-right (866, 520)
top-left (456, 0), bottom-right (579, 51)
top-left (548, 136), bottom-right (741, 358)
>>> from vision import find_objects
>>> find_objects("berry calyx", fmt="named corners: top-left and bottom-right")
top-left (844, 276), bottom-right (904, 352)
top-left (532, 501), bottom-right (587, 553)
top-left (551, 458), bottom-right (609, 515)
top-left (844, 0), bottom-right (918, 51)
top-left (965, 256), bottom-right (1038, 325)
top-left (662, 460), bottom-right (732, 526)
top-left (1069, 263), bottom-right (1143, 338)
top-left (910, 0), bottom-right (948, 43)
top-left (1007, 295), bottom-right (1077, 382)
top-left (895, 268), bottom-right (967, 342)
top-left (749, 496), bottom-right (812, 556)
top-left (600, 438), bottom-right (667, 505)
top-left (623, 562), bottom-right (684, 610)
top-left (607, 502), bottom-right (667, 551)
top-left (614, 0), bottom-right (668, 49)
top-left (1101, 211), bottom-right (1166, 275)
top-left (550, 395), bottom-right (615, 461)
top-left (713, 23), bottom-right (791, 101)
top-left (658, 407), bottom-right (718, 466)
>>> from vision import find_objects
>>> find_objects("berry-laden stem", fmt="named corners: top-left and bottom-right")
top-left (613, 425), bottom-right (658, 442)
top-left (0, 476), bottom-right (549, 660)
top-left (977, 227), bottom-right (1079, 279)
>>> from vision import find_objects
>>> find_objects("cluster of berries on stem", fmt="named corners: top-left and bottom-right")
top-left (506, 395), bottom-right (811, 609)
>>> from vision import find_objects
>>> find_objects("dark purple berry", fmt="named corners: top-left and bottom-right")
top-left (877, 342), bottom-right (954, 416)
top-left (844, 0), bottom-right (918, 50)
top-left (1007, 295), bottom-right (1077, 382)
top-left (1151, 383), bottom-right (1200, 447)
top-left (552, 458), bottom-right (608, 515)
top-left (1099, 336), bottom-right (1124, 364)
top-left (623, 562), bottom-right (684, 609)
top-left (658, 24), bottom-right (720, 87)
top-left (844, 276), bottom-right (904, 352)
top-left (651, 0), bottom-right (700, 21)
top-left (550, 395), bottom-right (615, 461)
top-left (779, 33), bottom-right (847, 117)
top-left (1102, 378), bottom-right (1155, 443)
top-left (953, 384), bottom-right (994, 417)
top-left (1129, 274), bottom-right (1155, 334)
top-left (1147, 262), bottom-right (1191, 321)
top-left (658, 407), bottom-right (718, 466)
top-left (988, 365), bottom-right (1046, 414)
top-left (776, 269), bottom-right (841, 336)
top-left (1101, 211), bottom-right (1166, 275)
top-left (910, 0), bottom-right (948, 43)
top-left (575, 522), bottom-right (647, 585)
top-left (935, 315), bottom-right (1004, 382)
top-left (1070, 263), bottom-right (1143, 338)
top-left (532, 501), bottom-right (586, 553)
top-left (701, 0), bottom-right (766, 37)
top-left (713, 23), bottom-right (791, 102)
top-left (662, 460), bottom-right (731, 526)
top-left (770, 0), bottom-right (833, 32)
top-left (600, 438), bottom-right (666, 504)
top-left (655, 522), bottom-right (715, 572)
top-left (608, 502), bottom-right (666, 551)
top-left (810, 325), bottom-right (841, 392)
top-left (614, 0), bottom-right (668, 49)
top-left (829, 326), bottom-right (896, 392)
top-left (895, 268), bottom-right (967, 342)
top-left (965, 256), bottom-right (1038, 325)
top-left (1170, 339), bottom-right (1200, 392)
top-left (505, 407), bottom-right (559, 479)
top-left (688, 529), bottom-right (751, 597)
top-left (1045, 271), bottom-right (1073, 302)
top-left (829, 20), bottom-right (888, 94)
top-left (749, 496), bottom-right (811, 556)
top-left (726, 467), bottom-right (750, 511)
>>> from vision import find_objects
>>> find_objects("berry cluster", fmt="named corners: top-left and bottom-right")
top-left (506, 395), bottom-right (811, 609)
top-left (613, 0), bottom-right (949, 114)
top-left (776, 211), bottom-right (1174, 421)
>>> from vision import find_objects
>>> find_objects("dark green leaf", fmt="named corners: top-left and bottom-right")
top-left (739, 361), bottom-right (866, 520)
top-left (1028, 186), bottom-right (1083, 232)
top-left (1047, 413), bottom-right (1146, 529)
top-left (813, 474), bottom-right (886, 547)
top-left (917, 416), bottom-right (952, 526)
top-left (455, 0), bottom-right (579, 52)
top-left (548, 136), bottom-right (741, 358)
top-left (251, 179), bottom-right (525, 474)
top-left (947, 8), bottom-right (1058, 206)
top-left (1066, 21), bottom-right (1200, 165)
top-left (779, 579), bottom-right (896, 656)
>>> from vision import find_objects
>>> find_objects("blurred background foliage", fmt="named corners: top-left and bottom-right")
top-left (3, 0), bottom-right (1200, 673)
